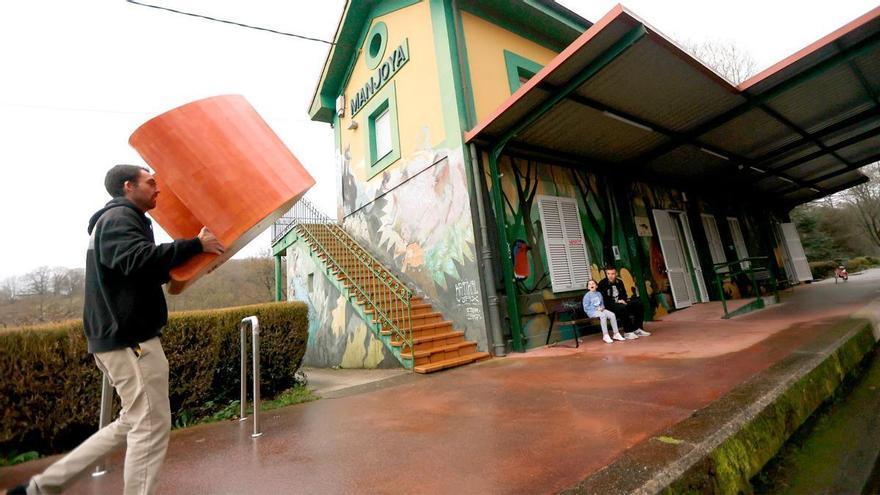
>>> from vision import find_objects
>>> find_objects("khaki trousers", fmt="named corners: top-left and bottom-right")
top-left (29, 337), bottom-right (171, 495)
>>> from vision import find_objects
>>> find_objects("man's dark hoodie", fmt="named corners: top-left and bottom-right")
top-left (84, 197), bottom-right (202, 353)
top-left (597, 277), bottom-right (629, 308)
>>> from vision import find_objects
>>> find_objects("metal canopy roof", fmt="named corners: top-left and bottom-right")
top-left (465, 4), bottom-right (880, 207)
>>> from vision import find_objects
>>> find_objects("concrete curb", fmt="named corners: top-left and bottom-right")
top-left (562, 310), bottom-right (880, 494)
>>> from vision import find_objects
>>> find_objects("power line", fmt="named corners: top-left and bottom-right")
top-left (125, 0), bottom-right (335, 45)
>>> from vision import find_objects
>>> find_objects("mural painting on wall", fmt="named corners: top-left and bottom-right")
top-left (341, 148), bottom-right (485, 338)
top-left (493, 157), bottom-right (643, 298)
top-left (489, 157), bottom-right (643, 347)
top-left (287, 243), bottom-right (399, 369)
top-left (629, 182), bottom-right (685, 318)
top-left (340, 124), bottom-right (438, 217)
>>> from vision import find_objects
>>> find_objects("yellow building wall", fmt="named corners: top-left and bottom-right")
top-left (460, 11), bottom-right (559, 124)
top-left (339, 1), bottom-right (446, 185)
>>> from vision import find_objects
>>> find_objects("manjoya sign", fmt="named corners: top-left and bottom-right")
top-left (350, 39), bottom-right (409, 116)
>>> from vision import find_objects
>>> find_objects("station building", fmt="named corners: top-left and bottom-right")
top-left (271, 1), bottom-right (880, 371)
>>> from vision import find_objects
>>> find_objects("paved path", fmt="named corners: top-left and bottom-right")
top-left (4, 271), bottom-right (880, 494)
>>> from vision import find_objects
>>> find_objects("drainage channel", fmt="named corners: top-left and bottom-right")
top-left (751, 348), bottom-right (880, 494)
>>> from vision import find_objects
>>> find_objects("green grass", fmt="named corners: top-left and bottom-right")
top-left (173, 384), bottom-right (318, 429)
top-left (0, 449), bottom-right (40, 467)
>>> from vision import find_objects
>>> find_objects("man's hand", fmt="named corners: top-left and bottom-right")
top-left (617, 299), bottom-right (625, 304)
top-left (198, 227), bottom-right (225, 255)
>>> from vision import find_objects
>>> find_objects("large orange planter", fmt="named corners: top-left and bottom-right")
top-left (129, 95), bottom-right (315, 294)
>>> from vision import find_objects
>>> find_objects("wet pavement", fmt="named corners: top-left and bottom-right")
top-left (4, 272), bottom-right (880, 494)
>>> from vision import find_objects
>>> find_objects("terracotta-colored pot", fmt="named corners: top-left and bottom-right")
top-left (129, 95), bottom-right (315, 294)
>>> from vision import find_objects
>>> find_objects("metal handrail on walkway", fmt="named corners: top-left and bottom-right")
top-left (92, 373), bottom-right (114, 477)
top-left (712, 257), bottom-right (780, 319)
top-left (276, 198), bottom-right (414, 362)
top-left (240, 316), bottom-right (262, 438)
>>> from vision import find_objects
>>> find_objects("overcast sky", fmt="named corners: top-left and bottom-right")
top-left (1, 0), bottom-right (876, 281)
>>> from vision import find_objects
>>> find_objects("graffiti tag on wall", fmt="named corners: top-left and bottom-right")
top-left (455, 280), bottom-right (483, 320)
top-left (455, 280), bottom-right (480, 305)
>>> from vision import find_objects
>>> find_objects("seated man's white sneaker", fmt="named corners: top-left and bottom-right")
top-left (603, 335), bottom-right (613, 344)
top-left (634, 329), bottom-right (651, 337)
top-left (624, 332), bottom-right (638, 340)
top-left (613, 333), bottom-right (626, 341)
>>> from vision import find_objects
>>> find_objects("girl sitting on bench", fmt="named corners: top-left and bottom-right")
top-left (583, 279), bottom-right (626, 344)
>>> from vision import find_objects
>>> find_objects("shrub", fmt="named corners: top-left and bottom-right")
top-left (0, 302), bottom-right (308, 457)
top-left (846, 256), bottom-right (880, 273)
top-left (809, 260), bottom-right (838, 280)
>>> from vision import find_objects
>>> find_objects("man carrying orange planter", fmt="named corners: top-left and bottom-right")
top-left (8, 165), bottom-right (224, 495)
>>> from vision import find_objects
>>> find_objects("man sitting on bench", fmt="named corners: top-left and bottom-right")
top-left (598, 266), bottom-right (651, 340)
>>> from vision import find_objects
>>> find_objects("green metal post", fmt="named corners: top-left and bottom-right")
top-left (274, 255), bottom-right (283, 302)
top-left (488, 149), bottom-right (525, 352)
top-left (715, 272), bottom-right (728, 318)
top-left (481, 24), bottom-right (647, 352)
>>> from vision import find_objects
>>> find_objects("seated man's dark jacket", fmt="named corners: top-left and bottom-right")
top-left (597, 278), bottom-right (629, 307)
top-left (83, 197), bottom-right (202, 353)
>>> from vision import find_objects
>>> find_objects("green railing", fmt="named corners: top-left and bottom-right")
top-left (278, 198), bottom-right (414, 360)
top-left (712, 257), bottom-right (780, 319)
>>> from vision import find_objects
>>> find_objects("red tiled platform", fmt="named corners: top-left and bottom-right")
top-left (4, 272), bottom-right (879, 494)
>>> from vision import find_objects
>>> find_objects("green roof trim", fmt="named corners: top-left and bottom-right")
top-left (503, 50), bottom-right (544, 93)
top-left (310, 0), bottom-right (423, 123)
top-left (310, 0), bottom-right (591, 123)
top-left (458, 0), bottom-right (590, 52)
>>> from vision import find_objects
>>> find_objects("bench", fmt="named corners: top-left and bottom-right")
top-left (543, 295), bottom-right (600, 348)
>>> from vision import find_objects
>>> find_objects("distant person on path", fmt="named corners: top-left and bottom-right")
top-left (6, 165), bottom-right (224, 495)
top-left (583, 279), bottom-right (625, 344)
top-left (598, 266), bottom-right (650, 340)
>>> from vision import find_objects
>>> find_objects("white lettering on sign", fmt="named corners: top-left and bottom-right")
top-left (350, 39), bottom-right (410, 116)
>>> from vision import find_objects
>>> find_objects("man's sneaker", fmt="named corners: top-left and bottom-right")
top-left (624, 332), bottom-right (639, 340)
top-left (603, 335), bottom-right (613, 344)
top-left (612, 333), bottom-right (626, 341)
top-left (634, 329), bottom-right (651, 337)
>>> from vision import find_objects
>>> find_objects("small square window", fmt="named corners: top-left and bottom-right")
top-left (373, 106), bottom-right (392, 160)
top-left (363, 81), bottom-right (400, 179)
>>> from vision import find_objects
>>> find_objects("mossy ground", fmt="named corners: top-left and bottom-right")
top-left (751, 348), bottom-right (880, 494)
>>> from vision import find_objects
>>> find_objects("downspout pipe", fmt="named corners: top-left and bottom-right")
top-left (469, 142), bottom-right (507, 356)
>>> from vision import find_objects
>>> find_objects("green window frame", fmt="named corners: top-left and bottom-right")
top-left (364, 81), bottom-right (401, 179)
top-left (503, 50), bottom-right (544, 93)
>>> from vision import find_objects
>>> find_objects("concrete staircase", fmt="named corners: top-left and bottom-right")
top-left (295, 220), bottom-right (489, 374)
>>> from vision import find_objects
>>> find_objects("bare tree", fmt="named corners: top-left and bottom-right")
top-left (23, 266), bottom-right (52, 296)
top-left (245, 249), bottom-right (279, 299)
top-left (65, 268), bottom-right (85, 296)
top-left (842, 163), bottom-right (880, 250)
top-left (51, 267), bottom-right (69, 296)
top-left (1, 276), bottom-right (19, 303)
top-left (682, 39), bottom-right (757, 85)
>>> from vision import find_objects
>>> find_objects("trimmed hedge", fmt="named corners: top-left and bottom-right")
top-left (0, 302), bottom-right (308, 456)
top-left (809, 261), bottom-right (838, 280)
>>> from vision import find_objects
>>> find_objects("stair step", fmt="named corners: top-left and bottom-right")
top-left (411, 321), bottom-right (453, 336)
top-left (390, 311), bottom-right (442, 324)
top-left (400, 341), bottom-right (477, 360)
top-left (380, 320), bottom-right (452, 339)
top-left (414, 352), bottom-right (491, 374)
top-left (366, 303), bottom-right (434, 318)
top-left (391, 331), bottom-right (464, 351)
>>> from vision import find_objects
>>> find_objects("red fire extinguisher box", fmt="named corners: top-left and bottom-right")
top-left (129, 95), bottom-right (315, 294)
